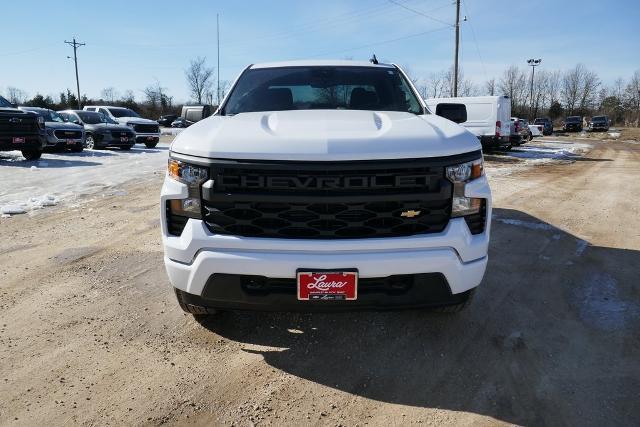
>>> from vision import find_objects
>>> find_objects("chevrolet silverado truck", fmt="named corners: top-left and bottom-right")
top-left (83, 105), bottom-right (160, 148)
top-left (0, 95), bottom-right (45, 160)
top-left (161, 60), bottom-right (492, 314)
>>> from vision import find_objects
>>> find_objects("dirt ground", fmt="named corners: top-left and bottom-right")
top-left (1, 138), bottom-right (639, 426)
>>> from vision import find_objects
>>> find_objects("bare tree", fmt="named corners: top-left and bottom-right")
top-left (485, 78), bottom-right (496, 96)
top-left (101, 87), bottom-right (119, 103)
top-left (499, 66), bottom-right (527, 114)
top-left (426, 72), bottom-right (446, 98)
top-left (218, 80), bottom-right (232, 103)
top-left (143, 81), bottom-right (172, 115)
top-left (5, 87), bottom-right (28, 105)
top-left (185, 57), bottom-right (215, 104)
top-left (624, 70), bottom-right (640, 126)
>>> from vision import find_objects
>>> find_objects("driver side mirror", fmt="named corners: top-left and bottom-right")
top-left (435, 103), bottom-right (467, 124)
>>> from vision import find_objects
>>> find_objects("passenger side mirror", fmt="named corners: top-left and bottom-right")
top-left (435, 103), bottom-right (467, 124)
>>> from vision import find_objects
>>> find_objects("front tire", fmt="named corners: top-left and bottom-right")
top-left (85, 134), bottom-right (98, 149)
top-left (144, 142), bottom-right (158, 148)
top-left (120, 145), bottom-right (132, 151)
top-left (21, 149), bottom-right (42, 161)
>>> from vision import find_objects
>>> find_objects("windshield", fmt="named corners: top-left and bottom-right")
top-left (0, 96), bottom-right (12, 108)
top-left (108, 107), bottom-right (140, 118)
top-left (77, 111), bottom-right (106, 124)
top-left (223, 66), bottom-right (423, 115)
top-left (566, 116), bottom-right (581, 122)
top-left (592, 116), bottom-right (606, 122)
top-left (534, 118), bottom-right (548, 124)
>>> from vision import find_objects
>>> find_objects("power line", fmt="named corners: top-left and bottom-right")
top-left (387, 0), bottom-right (453, 27)
top-left (307, 25), bottom-right (451, 58)
top-left (462, 0), bottom-right (487, 82)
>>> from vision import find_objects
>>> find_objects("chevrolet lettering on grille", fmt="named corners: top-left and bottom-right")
top-left (219, 175), bottom-right (431, 190)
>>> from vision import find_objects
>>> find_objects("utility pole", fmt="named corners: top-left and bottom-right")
top-left (216, 13), bottom-right (220, 106)
top-left (64, 38), bottom-right (85, 109)
top-left (527, 58), bottom-right (542, 119)
top-left (453, 0), bottom-right (460, 97)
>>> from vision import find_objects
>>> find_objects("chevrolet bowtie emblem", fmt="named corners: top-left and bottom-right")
top-left (400, 210), bottom-right (421, 218)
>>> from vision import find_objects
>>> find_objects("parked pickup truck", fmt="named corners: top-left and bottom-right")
top-left (0, 96), bottom-right (45, 160)
top-left (161, 60), bottom-right (492, 315)
top-left (83, 105), bottom-right (160, 148)
top-left (588, 115), bottom-right (610, 132)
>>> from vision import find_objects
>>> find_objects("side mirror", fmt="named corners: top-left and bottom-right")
top-left (435, 103), bottom-right (467, 124)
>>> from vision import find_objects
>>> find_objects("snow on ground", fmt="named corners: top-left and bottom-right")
top-left (485, 138), bottom-right (592, 179)
top-left (0, 144), bottom-right (169, 216)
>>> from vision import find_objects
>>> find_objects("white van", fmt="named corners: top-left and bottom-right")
top-left (425, 95), bottom-right (511, 150)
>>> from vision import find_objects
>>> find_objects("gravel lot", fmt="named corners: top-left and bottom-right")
top-left (0, 136), bottom-right (639, 426)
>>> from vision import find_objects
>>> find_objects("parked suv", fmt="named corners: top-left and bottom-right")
top-left (83, 106), bottom-right (160, 147)
top-left (588, 115), bottom-right (610, 132)
top-left (563, 116), bottom-right (583, 132)
top-left (59, 110), bottom-right (135, 150)
top-left (534, 117), bottom-right (553, 135)
top-left (161, 60), bottom-right (491, 314)
top-left (20, 107), bottom-right (84, 152)
top-left (0, 96), bottom-right (45, 160)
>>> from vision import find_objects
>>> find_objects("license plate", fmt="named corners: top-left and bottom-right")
top-left (67, 139), bottom-right (75, 145)
top-left (297, 270), bottom-right (358, 301)
top-left (146, 136), bottom-right (154, 141)
top-left (120, 137), bottom-right (129, 142)
top-left (12, 137), bottom-right (25, 144)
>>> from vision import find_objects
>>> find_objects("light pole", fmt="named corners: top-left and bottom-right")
top-left (527, 58), bottom-right (541, 119)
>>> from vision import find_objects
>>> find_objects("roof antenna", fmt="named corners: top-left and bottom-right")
top-left (370, 54), bottom-right (378, 65)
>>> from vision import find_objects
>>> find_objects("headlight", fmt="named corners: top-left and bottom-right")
top-left (446, 158), bottom-right (484, 218)
top-left (127, 122), bottom-right (135, 128)
top-left (167, 158), bottom-right (208, 218)
top-left (37, 116), bottom-right (45, 130)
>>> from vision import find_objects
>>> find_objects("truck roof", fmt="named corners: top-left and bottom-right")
top-left (250, 59), bottom-right (395, 69)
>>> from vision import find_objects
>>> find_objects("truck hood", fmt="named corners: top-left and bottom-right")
top-left (170, 110), bottom-right (481, 161)
top-left (45, 122), bottom-right (84, 131)
top-left (115, 117), bottom-right (157, 125)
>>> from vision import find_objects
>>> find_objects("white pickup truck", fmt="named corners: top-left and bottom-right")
top-left (83, 105), bottom-right (160, 148)
top-left (161, 60), bottom-right (491, 314)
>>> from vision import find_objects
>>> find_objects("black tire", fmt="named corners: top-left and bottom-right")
top-left (144, 142), bottom-right (158, 148)
top-left (120, 145), bottom-right (132, 151)
top-left (433, 289), bottom-right (476, 313)
top-left (528, 132), bottom-right (533, 141)
top-left (85, 134), bottom-right (98, 150)
top-left (21, 149), bottom-right (42, 161)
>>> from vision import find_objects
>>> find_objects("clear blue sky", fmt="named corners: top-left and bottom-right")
top-left (2, 0), bottom-right (638, 103)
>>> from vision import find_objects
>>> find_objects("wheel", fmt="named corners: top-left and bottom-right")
top-left (433, 289), bottom-right (476, 313)
top-left (144, 142), bottom-right (158, 148)
top-left (120, 145), bottom-right (132, 151)
top-left (85, 134), bottom-right (97, 149)
top-left (528, 132), bottom-right (533, 141)
top-left (21, 149), bottom-right (42, 160)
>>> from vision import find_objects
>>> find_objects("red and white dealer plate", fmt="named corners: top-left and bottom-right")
top-left (297, 270), bottom-right (358, 301)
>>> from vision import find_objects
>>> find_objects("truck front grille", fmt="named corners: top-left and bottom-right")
top-left (200, 154), bottom-right (479, 239)
top-left (133, 123), bottom-right (159, 134)
top-left (54, 130), bottom-right (82, 139)
top-left (0, 116), bottom-right (39, 135)
top-left (111, 130), bottom-right (134, 138)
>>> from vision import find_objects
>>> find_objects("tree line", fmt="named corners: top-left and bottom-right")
top-left (413, 63), bottom-right (640, 125)
top-left (3, 57), bottom-right (229, 119)
top-left (5, 59), bottom-right (640, 126)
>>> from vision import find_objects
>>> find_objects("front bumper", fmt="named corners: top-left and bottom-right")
top-left (0, 135), bottom-right (44, 151)
top-left (135, 134), bottom-right (160, 144)
top-left (45, 135), bottom-right (83, 148)
top-left (161, 175), bottom-right (492, 310)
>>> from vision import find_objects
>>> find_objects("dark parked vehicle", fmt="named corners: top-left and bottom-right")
top-left (563, 116), bottom-right (583, 132)
top-left (171, 117), bottom-right (190, 128)
top-left (510, 117), bottom-right (530, 145)
top-left (180, 105), bottom-right (213, 126)
top-left (0, 95), bottom-right (45, 160)
top-left (20, 107), bottom-right (84, 152)
top-left (157, 114), bottom-right (178, 127)
top-left (589, 115), bottom-right (610, 132)
top-left (534, 117), bottom-right (553, 135)
top-left (59, 110), bottom-right (135, 150)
